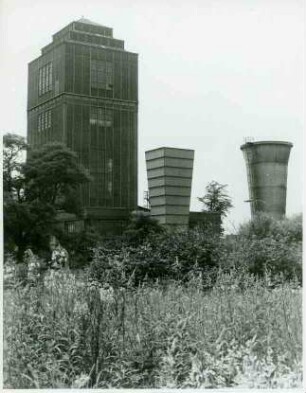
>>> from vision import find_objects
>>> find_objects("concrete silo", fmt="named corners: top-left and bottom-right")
top-left (145, 147), bottom-right (194, 227)
top-left (240, 141), bottom-right (293, 219)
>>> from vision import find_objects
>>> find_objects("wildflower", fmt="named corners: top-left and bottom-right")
top-left (72, 374), bottom-right (90, 388)
top-left (27, 258), bottom-right (41, 282)
top-left (43, 269), bottom-right (60, 288)
top-left (99, 285), bottom-right (114, 303)
top-left (76, 280), bottom-right (86, 289)
top-left (49, 236), bottom-right (69, 269)
top-left (87, 280), bottom-right (101, 291)
top-left (4, 265), bottom-right (15, 279)
top-left (50, 247), bottom-right (69, 269)
top-left (4, 264), bottom-right (15, 287)
top-left (43, 271), bottom-right (53, 289)
top-left (73, 300), bottom-right (89, 316)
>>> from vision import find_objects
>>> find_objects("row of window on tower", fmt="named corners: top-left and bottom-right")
top-left (38, 110), bottom-right (52, 132)
top-left (91, 60), bottom-right (113, 90)
top-left (37, 108), bottom-right (113, 131)
top-left (90, 108), bottom-right (112, 127)
top-left (38, 60), bottom-right (114, 96)
top-left (38, 63), bottom-right (53, 96)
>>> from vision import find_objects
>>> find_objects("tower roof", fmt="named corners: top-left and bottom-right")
top-left (76, 17), bottom-right (103, 26)
top-left (38, 18), bottom-right (137, 57)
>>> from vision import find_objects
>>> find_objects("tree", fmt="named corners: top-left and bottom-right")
top-left (3, 135), bottom-right (91, 262)
top-left (198, 181), bottom-right (233, 217)
top-left (3, 133), bottom-right (27, 200)
top-left (124, 210), bottom-right (165, 245)
top-left (23, 142), bottom-right (91, 209)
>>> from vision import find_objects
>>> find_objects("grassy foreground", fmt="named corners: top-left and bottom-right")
top-left (3, 269), bottom-right (302, 389)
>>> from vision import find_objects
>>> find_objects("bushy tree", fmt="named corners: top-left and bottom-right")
top-left (198, 181), bottom-right (233, 217)
top-left (219, 213), bottom-right (303, 283)
top-left (59, 227), bottom-right (101, 269)
top-left (3, 134), bottom-right (27, 200)
top-left (124, 210), bottom-right (165, 245)
top-left (239, 213), bottom-right (302, 243)
top-left (149, 228), bottom-right (219, 280)
top-left (23, 142), bottom-right (91, 209)
top-left (3, 134), bottom-right (91, 262)
top-left (90, 227), bottom-right (220, 286)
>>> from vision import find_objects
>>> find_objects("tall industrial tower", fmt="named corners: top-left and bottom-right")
top-left (27, 19), bottom-right (138, 234)
top-left (145, 147), bottom-right (194, 227)
top-left (241, 141), bottom-right (293, 219)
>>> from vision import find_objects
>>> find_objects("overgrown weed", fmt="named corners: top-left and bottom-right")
top-left (3, 268), bottom-right (302, 388)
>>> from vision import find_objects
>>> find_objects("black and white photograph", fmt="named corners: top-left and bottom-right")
top-left (1, 0), bottom-right (303, 389)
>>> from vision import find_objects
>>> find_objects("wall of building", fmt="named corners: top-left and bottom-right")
top-left (27, 20), bottom-right (138, 235)
top-left (241, 141), bottom-right (293, 219)
top-left (146, 147), bottom-right (194, 227)
top-left (64, 99), bottom-right (137, 210)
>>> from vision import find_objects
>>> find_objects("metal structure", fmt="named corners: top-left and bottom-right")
top-left (143, 190), bottom-right (150, 210)
top-left (27, 19), bottom-right (138, 234)
top-left (145, 147), bottom-right (194, 227)
top-left (241, 141), bottom-right (293, 219)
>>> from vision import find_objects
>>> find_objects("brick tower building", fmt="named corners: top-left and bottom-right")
top-left (27, 19), bottom-right (138, 234)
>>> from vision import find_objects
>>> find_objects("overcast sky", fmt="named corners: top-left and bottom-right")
top-left (0, 0), bottom-right (304, 232)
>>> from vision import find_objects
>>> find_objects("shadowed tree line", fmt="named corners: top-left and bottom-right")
top-left (3, 133), bottom-right (302, 285)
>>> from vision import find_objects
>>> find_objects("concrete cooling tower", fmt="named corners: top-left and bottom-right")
top-left (145, 147), bottom-right (194, 227)
top-left (241, 141), bottom-right (293, 219)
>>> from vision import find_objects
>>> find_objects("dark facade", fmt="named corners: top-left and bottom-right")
top-left (27, 19), bottom-right (138, 234)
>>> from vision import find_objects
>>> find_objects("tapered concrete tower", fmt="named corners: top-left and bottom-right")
top-left (241, 141), bottom-right (293, 219)
top-left (145, 147), bottom-right (194, 227)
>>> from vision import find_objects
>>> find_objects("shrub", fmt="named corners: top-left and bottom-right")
top-left (124, 211), bottom-right (165, 246)
top-left (239, 213), bottom-right (302, 242)
top-left (89, 227), bottom-right (220, 285)
top-left (219, 236), bottom-right (301, 282)
top-left (147, 228), bottom-right (220, 280)
top-left (59, 227), bottom-right (101, 269)
top-left (88, 247), bottom-right (128, 288)
top-left (219, 214), bottom-right (303, 283)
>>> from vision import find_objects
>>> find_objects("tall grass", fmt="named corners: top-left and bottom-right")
top-left (3, 269), bottom-right (302, 388)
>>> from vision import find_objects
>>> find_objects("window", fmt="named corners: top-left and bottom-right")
top-left (90, 107), bottom-right (112, 127)
top-left (67, 222), bottom-right (76, 233)
top-left (39, 63), bottom-right (53, 96)
top-left (107, 158), bottom-right (113, 195)
top-left (38, 110), bottom-right (52, 132)
top-left (65, 220), bottom-right (84, 233)
top-left (91, 59), bottom-right (113, 90)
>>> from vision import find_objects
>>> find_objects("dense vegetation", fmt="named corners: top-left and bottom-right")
top-left (4, 270), bottom-right (302, 388)
top-left (3, 213), bottom-right (303, 389)
top-left (88, 213), bottom-right (302, 286)
top-left (3, 133), bottom-right (303, 388)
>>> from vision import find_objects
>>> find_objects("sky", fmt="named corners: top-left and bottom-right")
top-left (0, 0), bottom-right (304, 232)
